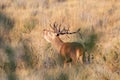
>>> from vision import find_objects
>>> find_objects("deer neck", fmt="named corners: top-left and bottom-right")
top-left (52, 36), bottom-right (64, 52)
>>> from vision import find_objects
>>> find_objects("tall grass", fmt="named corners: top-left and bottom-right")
top-left (0, 0), bottom-right (120, 80)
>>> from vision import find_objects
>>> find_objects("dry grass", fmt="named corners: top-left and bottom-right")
top-left (0, 0), bottom-right (120, 80)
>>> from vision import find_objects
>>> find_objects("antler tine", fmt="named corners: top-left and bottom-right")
top-left (77, 28), bottom-right (80, 32)
top-left (58, 24), bottom-right (61, 32)
top-left (53, 22), bottom-right (58, 32)
top-left (50, 24), bottom-right (53, 29)
top-left (66, 27), bottom-right (70, 33)
top-left (60, 28), bottom-right (81, 35)
top-left (61, 27), bottom-right (65, 33)
top-left (50, 23), bottom-right (55, 31)
top-left (61, 26), bottom-right (70, 34)
top-left (68, 28), bottom-right (80, 34)
top-left (50, 22), bottom-right (58, 33)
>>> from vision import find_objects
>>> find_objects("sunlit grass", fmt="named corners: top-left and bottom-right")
top-left (0, 0), bottom-right (120, 80)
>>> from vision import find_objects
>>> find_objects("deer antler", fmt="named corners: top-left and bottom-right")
top-left (50, 22), bottom-right (80, 36)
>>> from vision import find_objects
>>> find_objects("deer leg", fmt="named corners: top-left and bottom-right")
top-left (66, 58), bottom-right (72, 68)
top-left (79, 55), bottom-right (83, 64)
top-left (64, 60), bottom-right (67, 68)
top-left (71, 56), bottom-right (77, 65)
top-left (63, 57), bottom-right (68, 68)
top-left (64, 57), bottom-right (72, 68)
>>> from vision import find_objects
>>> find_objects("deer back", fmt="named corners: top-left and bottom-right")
top-left (60, 42), bottom-right (84, 60)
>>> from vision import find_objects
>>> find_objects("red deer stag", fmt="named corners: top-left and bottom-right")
top-left (43, 22), bottom-right (85, 67)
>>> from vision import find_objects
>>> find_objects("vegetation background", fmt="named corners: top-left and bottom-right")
top-left (0, 0), bottom-right (120, 80)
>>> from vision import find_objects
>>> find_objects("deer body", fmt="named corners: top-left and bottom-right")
top-left (60, 42), bottom-right (84, 64)
top-left (43, 22), bottom-right (84, 66)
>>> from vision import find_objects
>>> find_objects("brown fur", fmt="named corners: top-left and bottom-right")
top-left (60, 42), bottom-right (84, 65)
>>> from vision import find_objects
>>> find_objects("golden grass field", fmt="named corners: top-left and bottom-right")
top-left (0, 0), bottom-right (120, 80)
